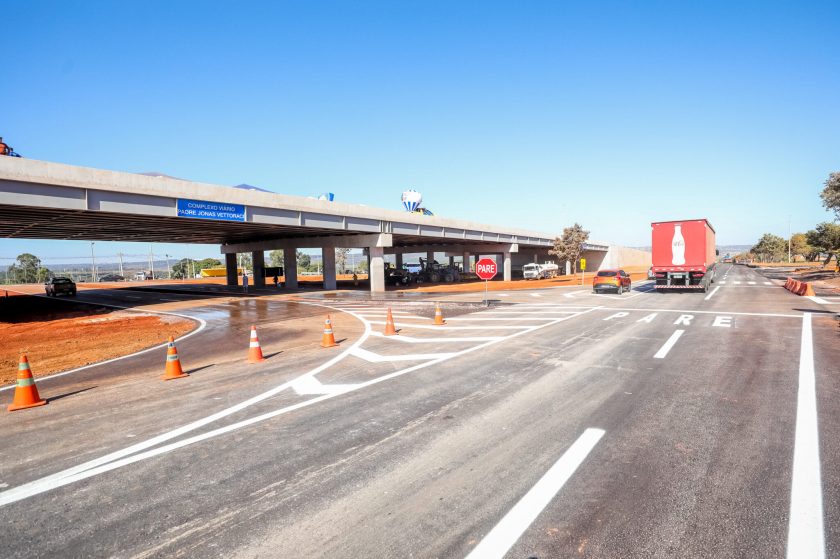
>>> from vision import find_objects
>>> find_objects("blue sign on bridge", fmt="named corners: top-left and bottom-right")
top-left (177, 199), bottom-right (246, 222)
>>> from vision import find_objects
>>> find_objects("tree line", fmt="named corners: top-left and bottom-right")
top-left (745, 173), bottom-right (840, 263)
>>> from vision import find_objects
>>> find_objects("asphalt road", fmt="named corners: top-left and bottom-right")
top-left (0, 264), bottom-right (837, 558)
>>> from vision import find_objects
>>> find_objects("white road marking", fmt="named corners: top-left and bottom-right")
top-left (704, 286), bottom-right (721, 301)
top-left (563, 290), bottom-right (588, 299)
top-left (805, 296), bottom-right (834, 305)
top-left (764, 282), bottom-right (772, 285)
top-left (350, 347), bottom-right (456, 362)
top-left (0, 306), bottom-right (602, 507)
top-left (530, 293), bottom-right (542, 298)
top-left (369, 332), bottom-right (503, 343)
top-left (654, 330), bottom-right (685, 359)
top-left (291, 376), bottom-right (358, 396)
top-left (446, 317), bottom-right (560, 322)
top-left (595, 307), bottom-right (801, 318)
top-left (734, 281), bottom-right (742, 285)
top-left (603, 312), bottom-right (629, 321)
top-left (637, 313), bottom-right (658, 323)
top-left (356, 313), bottom-right (428, 320)
top-left (465, 428), bottom-right (605, 559)
top-left (480, 310), bottom-right (579, 315)
top-left (367, 321), bottom-right (533, 330)
top-left (712, 316), bottom-right (732, 328)
top-left (719, 281), bottom-right (726, 285)
top-left (748, 281), bottom-right (756, 285)
top-left (787, 313), bottom-right (825, 558)
top-left (673, 314), bottom-right (693, 326)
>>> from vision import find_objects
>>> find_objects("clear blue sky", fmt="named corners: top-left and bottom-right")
top-left (2, 0), bottom-right (838, 264)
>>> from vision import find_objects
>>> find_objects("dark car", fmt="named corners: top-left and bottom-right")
top-left (99, 274), bottom-right (125, 282)
top-left (592, 269), bottom-right (632, 294)
top-left (45, 277), bottom-right (77, 297)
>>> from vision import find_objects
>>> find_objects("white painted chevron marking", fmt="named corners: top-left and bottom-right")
top-left (350, 347), bottom-right (456, 362)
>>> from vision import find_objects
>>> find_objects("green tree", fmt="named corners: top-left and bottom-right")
top-left (335, 247), bottom-right (350, 273)
top-left (806, 222), bottom-right (840, 263)
top-left (820, 172), bottom-right (840, 219)
top-left (171, 257), bottom-right (222, 278)
top-left (751, 233), bottom-right (787, 262)
top-left (296, 250), bottom-right (311, 270)
top-left (7, 253), bottom-right (52, 284)
top-left (196, 258), bottom-right (222, 272)
top-left (789, 233), bottom-right (814, 261)
top-left (269, 249), bottom-right (284, 267)
top-left (549, 223), bottom-right (589, 274)
top-left (170, 258), bottom-right (195, 279)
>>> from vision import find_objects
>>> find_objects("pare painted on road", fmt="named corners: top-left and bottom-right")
top-left (602, 311), bottom-right (733, 328)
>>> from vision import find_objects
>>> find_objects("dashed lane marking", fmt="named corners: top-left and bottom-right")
top-left (465, 428), bottom-right (605, 559)
top-left (704, 286), bottom-right (721, 301)
top-left (653, 330), bottom-right (685, 359)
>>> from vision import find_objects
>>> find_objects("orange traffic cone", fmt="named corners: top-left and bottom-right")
top-left (384, 307), bottom-right (398, 336)
top-left (8, 354), bottom-right (47, 412)
top-left (433, 303), bottom-right (445, 325)
top-left (161, 336), bottom-right (188, 380)
top-left (321, 315), bottom-right (337, 348)
top-left (247, 325), bottom-right (265, 363)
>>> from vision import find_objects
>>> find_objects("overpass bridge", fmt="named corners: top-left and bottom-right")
top-left (0, 158), bottom-right (576, 292)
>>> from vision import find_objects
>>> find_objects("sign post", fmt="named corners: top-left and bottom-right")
top-left (475, 258), bottom-right (498, 306)
top-left (580, 257), bottom-right (587, 286)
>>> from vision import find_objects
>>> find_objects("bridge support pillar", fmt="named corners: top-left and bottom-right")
top-left (462, 252), bottom-right (471, 272)
top-left (283, 248), bottom-right (298, 289)
top-left (322, 246), bottom-right (337, 290)
top-left (252, 251), bottom-right (265, 288)
top-left (503, 252), bottom-right (512, 282)
top-left (225, 253), bottom-right (238, 287)
top-left (369, 246), bottom-right (385, 293)
top-left (395, 253), bottom-right (403, 269)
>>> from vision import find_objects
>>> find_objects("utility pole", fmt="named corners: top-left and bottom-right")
top-left (165, 254), bottom-right (171, 280)
top-left (118, 252), bottom-right (124, 277)
top-left (788, 215), bottom-right (792, 263)
top-left (90, 242), bottom-right (97, 282)
top-left (149, 244), bottom-right (155, 280)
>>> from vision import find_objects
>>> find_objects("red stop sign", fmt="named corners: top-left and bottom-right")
top-left (475, 258), bottom-right (498, 280)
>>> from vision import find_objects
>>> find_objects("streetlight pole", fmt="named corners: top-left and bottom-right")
top-left (788, 215), bottom-right (792, 263)
top-left (165, 254), bottom-right (171, 280)
top-left (149, 244), bottom-right (155, 280)
top-left (90, 242), bottom-right (96, 282)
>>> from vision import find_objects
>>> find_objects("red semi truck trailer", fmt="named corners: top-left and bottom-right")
top-left (651, 219), bottom-right (718, 292)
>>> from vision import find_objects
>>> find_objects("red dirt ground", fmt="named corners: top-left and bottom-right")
top-left (1, 295), bottom-right (196, 384)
